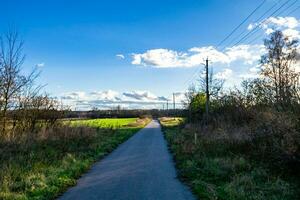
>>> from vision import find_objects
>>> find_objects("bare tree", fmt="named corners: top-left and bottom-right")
top-left (240, 78), bottom-right (273, 106)
top-left (198, 68), bottom-right (224, 100)
top-left (0, 29), bottom-right (39, 136)
top-left (260, 30), bottom-right (299, 108)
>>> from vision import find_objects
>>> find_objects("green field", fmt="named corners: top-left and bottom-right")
top-left (69, 118), bottom-right (138, 128)
top-left (0, 118), bottom-right (150, 200)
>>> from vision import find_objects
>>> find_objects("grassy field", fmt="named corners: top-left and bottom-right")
top-left (160, 117), bottom-right (299, 200)
top-left (68, 118), bottom-right (138, 128)
top-left (0, 118), bottom-right (150, 200)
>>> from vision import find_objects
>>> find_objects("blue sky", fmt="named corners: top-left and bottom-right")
top-left (1, 0), bottom-right (299, 109)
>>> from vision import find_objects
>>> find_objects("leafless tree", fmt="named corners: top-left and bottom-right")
top-left (260, 30), bottom-right (299, 108)
top-left (198, 68), bottom-right (224, 100)
top-left (0, 29), bottom-right (27, 135)
top-left (0, 29), bottom-right (40, 137)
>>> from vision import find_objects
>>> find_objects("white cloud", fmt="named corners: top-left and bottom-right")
top-left (215, 68), bottom-right (233, 80)
top-left (249, 66), bottom-right (260, 73)
top-left (282, 28), bottom-right (300, 40)
top-left (131, 49), bottom-right (189, 68)
top-left (239, 73), bottom-right (259, 79)
top-left (247, 24), bottom-right (254, 30)
top-left (90, 90), bottom-right (121, 101)
top-left (188, 46), bottom-right (230, 64)
top-left (225, 44), bottom-right (265, 65)
top-left (36, 62), bottom-right (45, 67)
top-left (250, 16), bottom-right (300, 39)
top-left (239, 65), bottom-right (262, 79)
top-left (264, 17), bottom-right (299, 29)
top-left (265, 28), bottom-right (274, 35)
top-left (122, 91), bottom-right (165, 101)
top-left (131, 45), bottom-right (265, 68)
top-left (116, 54), bottom-right (125, 59)
top-left (61, 90), bottom-right (174, 110)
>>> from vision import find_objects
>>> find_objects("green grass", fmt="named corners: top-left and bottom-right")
top-left (0, 118), bottom-right (150, 200)
top-left (160, 118), bottom-right (299, 200)
top-left (69, 118), bottom-right (138, 129)
top-left (159, 117), bottom-right (184, 127)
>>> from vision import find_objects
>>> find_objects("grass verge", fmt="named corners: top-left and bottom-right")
top-left (0, 118), bottom-right (150, 200)
top-left (159, 117), bottom-right (299, 200)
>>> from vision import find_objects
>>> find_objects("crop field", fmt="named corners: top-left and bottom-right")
top-left (69, 118), bottom-right (138, 128)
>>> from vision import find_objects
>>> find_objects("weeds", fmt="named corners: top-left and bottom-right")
top-left (160, 117), bottom-right (299, 200)
top-left (0, 118), bottom-right (149, 200)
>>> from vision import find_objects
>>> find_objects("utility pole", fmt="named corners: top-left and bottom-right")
top-left (173, 93), bottom-right (176, 110)
top-left (166, 100), bottom-right (169, 117)
top-left (166, 100), bottom-right (169, 110)
top-left (173, 93), bottom-right (176, 119)
top-left (205, 58), bottom-right (209, 120)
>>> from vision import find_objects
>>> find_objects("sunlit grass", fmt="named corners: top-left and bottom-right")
top-left (0, 118), bottom-right (150, 200)
top-left (69, 118), bottom-right (139, 129)
top-left (159, 117), bottom-right (184, 127)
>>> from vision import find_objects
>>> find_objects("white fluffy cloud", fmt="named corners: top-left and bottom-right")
top-left (264, 17), bottom-right (299, 29)
top-left (265, 17), bottom-right (300, 40)
top-left (248, 17), bottom-right (300, 40)
top-left (215, 68), bottom-right (233, 80)
top-left (225, 45), bottom-right (266, 65)
top-left (131, 45), bottom-right (265, 68)
top-left (131, 49), bottom-right (189, 67)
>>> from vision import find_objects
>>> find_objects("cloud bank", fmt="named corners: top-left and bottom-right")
top-left (61, 90), bottom-right (186, 110)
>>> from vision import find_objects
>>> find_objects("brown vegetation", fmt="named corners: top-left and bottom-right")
top-left (164, 30), bottom-right (300, 199)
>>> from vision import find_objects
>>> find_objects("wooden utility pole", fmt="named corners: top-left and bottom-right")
top-left (166, 100), bottom-right (169, 110)
top-left (205, 58), bottom-right (209, 119)
top-left (166, 100), bottom-right (169, 117)
top-left (173, 93), bottom-right (176, 110)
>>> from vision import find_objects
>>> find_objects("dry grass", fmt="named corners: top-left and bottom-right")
top-left (160, 112), bottom-right (300, 200)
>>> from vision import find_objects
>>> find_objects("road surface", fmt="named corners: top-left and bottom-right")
top-left (58, 120), bottom-right (195, 200)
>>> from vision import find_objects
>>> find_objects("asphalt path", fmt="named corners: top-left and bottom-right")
top-left (58, 120), bottom-right (195, 200)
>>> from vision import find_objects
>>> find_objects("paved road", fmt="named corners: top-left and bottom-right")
top-left (58, 120), bottom-right (195, 200)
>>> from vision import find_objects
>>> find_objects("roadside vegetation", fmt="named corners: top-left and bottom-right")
top-left (0, 117), bottom-right (150, 200)
top-left (160, 30), bottom-right (300, 200)
top-left (161, 117), bottom-right (299, 199)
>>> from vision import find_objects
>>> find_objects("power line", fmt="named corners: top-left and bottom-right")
top-left (217, 0), bottom-right (267, 48)
top-left (286, 4), bottom-right (300, 15)
top-left (236, 0), bottom-right (299, 45)
top-left (180, 1), bottom-right (269, 95)
top-left (174, 0), bottom-right (299, 100)
top-left (185, 0), bottom-right (297, 98)
top-left (225, 0), bottom-right (281, 48)
top-left (230, 0), bottom-right (296, 48)
top-left (248, 4), bottom-right (300, 45)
